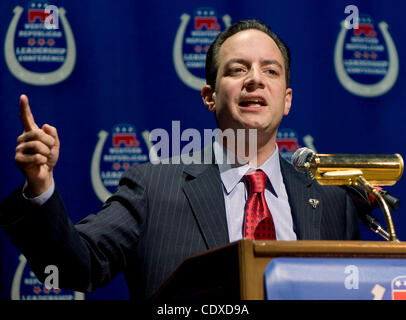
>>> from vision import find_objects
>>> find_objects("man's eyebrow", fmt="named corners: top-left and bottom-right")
top-left (224, 58), bottom-right (283, 69)
top-left (223, 59), bottom-right (249, 68)
top-left (261, 59), bottom-right (283, 69)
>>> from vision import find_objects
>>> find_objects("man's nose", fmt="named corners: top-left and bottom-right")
top-left (243, 67), bottom-right (265, 91)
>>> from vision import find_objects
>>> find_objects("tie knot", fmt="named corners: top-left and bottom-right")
top-left (244, 170), bottom-right (268, 194)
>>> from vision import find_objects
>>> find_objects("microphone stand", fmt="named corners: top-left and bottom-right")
top-left (319, 170), bottom-right (399, 241)
top-left (360, 212), bottom-right (401, 242)
top-left (356, 176), bottom-right (398, 242)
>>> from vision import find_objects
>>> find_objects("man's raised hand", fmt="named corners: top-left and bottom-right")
top-left (15, 94), bottom-right (60, 197)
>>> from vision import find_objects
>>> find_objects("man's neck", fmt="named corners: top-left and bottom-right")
top-left (253, 137), bottom-right (276, 167)
top-left (218, 130), bottom-right (277, 168)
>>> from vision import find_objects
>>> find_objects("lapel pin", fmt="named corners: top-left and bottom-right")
top-left (308, 198), bottom-right (320, 209)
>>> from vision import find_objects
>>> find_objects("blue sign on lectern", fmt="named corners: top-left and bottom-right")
top-left (265, 258), bottom-right (406, 300)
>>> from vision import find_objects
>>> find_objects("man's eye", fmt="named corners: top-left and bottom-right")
top-left (265, 69), bottom-right (278, 75)
top-left (229, 67), bottom-right (245, 74)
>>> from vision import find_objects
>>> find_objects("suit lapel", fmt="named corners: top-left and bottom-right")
top-left (180, 152), bottom-right (323, 246)
top-left (182, 163), bottom-right (229, 249)
top-left (280, 156), bottom-right (323, 240)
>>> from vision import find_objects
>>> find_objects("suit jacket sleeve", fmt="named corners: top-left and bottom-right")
top-left (0, 165), bottom-right (149, 293)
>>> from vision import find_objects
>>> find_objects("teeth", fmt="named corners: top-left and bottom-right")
top-left (240, 99), bottom-right (264, 106)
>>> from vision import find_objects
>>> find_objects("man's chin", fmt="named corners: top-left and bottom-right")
top-left (241, 121), bottom-right (269, 131)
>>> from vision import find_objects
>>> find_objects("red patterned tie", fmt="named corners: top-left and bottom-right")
top-left (243, 170), bottom-right (276, 240)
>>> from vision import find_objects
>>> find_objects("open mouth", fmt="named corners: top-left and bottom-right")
top-left (239, 98), bottom-right (267, 107)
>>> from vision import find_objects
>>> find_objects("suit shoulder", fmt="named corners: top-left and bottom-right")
top-left (120, 162), bottom-right (186, 184)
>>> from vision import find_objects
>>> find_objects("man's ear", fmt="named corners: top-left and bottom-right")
top-left (283, 88), bottom-right (293, 116)
top-left (201, 85), bottom-right (216, 112)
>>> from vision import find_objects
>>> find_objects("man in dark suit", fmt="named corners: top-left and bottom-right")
top-left (0, 20), bottom-right (359, 300)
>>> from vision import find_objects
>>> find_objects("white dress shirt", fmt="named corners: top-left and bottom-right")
top-left (213, 138), bottom-right (297, 242)
top-left (22, 180), bottom-right (55, 206)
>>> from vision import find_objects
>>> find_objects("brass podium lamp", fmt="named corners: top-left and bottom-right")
top-left (294, 150), bottom-right (404, 241)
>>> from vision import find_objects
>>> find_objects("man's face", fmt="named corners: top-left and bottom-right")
top-left (203, 29), bottom-right (292, 138)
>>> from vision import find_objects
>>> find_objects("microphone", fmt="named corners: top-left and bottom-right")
top-left (292, 147), bottom-right (404, 186)
top-left (344, 184), bottom-right (400, 241)
top-left (343, 184), bottom-right (399, 211)
top-left (369, 186), bottom-right (400, 211)
top-left (358, 212), bottom-right (394, 241)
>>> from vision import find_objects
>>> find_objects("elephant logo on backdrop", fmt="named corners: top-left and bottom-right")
top-left (276, 129), bottom-right (301, 163)
top-left (391, 276), bottom-right (406, 300)
top-left (276, 128), bottom-right (317, 163)
top-left (173, 7), bottom-right (232, 90)
top-left (4, 0), bottom-right (76, 85)
top-left (91, 124), bottom-right (155, 202)
top-left (334, 14), bottom-right (399, 97)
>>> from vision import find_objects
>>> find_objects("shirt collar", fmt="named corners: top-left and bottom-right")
top-left (213, 136), bottom-right (282, 195)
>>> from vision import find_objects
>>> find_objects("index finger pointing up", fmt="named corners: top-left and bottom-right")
top-left (19, 94), bottom-right (39, 132)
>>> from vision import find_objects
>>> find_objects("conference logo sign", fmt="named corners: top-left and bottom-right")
top-left (11, 254), bottom-right (84, 300)
top-left (392, 276), bottom-right (406, 300)
top-left (334, 14), bottom-right (399, 97)
top-left (371, 275), bottom-right (406, 300)
top-left (4, 0), bottom-right (76, 85)
top-left (276, 128), bottom-right (317, 163)
top-left (91, 124), bottom-right (156, 202)
top-left (173, 7), bottom-right (231, 90)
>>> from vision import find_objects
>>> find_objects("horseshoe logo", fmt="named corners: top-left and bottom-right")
top-left (173, 13), bottom-right (231, 90)
top-left (11, 254), bottom-right (84, 300)
top-left (4, 6), bottom-right (76, 86)
top-left (90, 129), bottom-right (159, 202)
top-left (334, 20), bottom-right (398, 97)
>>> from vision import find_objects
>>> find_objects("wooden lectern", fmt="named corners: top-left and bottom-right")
top-left (151, 239), bottom-right (406, 300)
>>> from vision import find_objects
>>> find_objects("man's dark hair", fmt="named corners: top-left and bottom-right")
top-left (205, 19), bottom-right (291, 89)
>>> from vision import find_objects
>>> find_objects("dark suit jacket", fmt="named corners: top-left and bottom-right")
top-left (0, 156), bottom-right (359, 300)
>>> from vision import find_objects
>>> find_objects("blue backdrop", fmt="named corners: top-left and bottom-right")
top-left (1, 0), bottom-right (405, 300)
